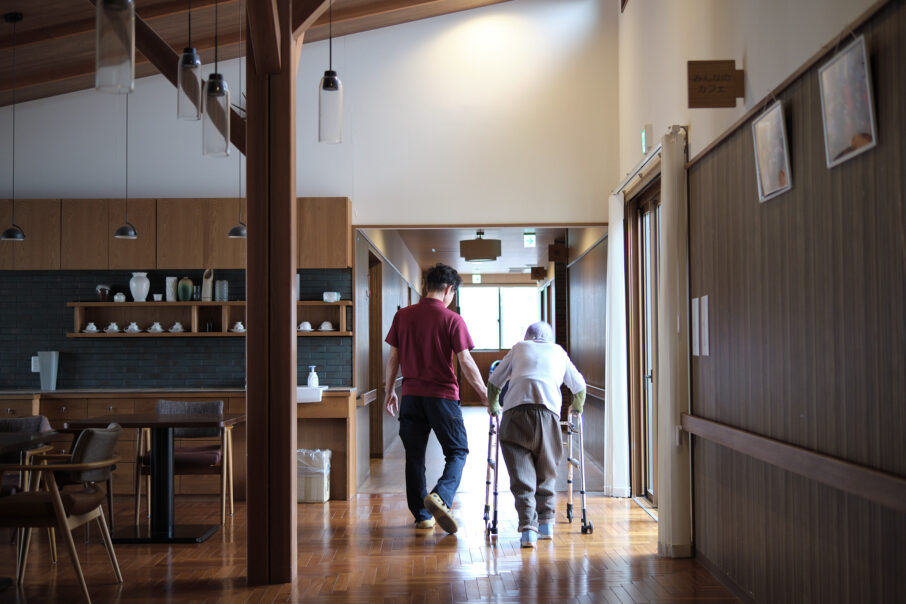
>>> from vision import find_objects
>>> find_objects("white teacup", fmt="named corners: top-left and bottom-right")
top-left (232, 321), bottom-right (245, 332)
top-left (298, 321), bottom-right (312, 331)
top-left (169, 322), bottom-right (184, 333)
top-left (152, 294), bottom-right (163, 301)
top-left (105, 322), bottom-right (119, 333)
top-left (126, 322), bottom-right (141, 333)
top-left (319, 321), bottom-right (334, 331)
top-left (113, 293), bottom-right (126, 302)
top-left (148, 322), bottom-right (163, 333)
top-left (84, 322), bottom-right (98, 333)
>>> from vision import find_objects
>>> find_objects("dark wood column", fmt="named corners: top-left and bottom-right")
top-left (245, 0), bottom-right (298, 585)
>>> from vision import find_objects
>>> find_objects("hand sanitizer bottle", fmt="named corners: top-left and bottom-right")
top-left (307, 365), bottom-right (319, 387)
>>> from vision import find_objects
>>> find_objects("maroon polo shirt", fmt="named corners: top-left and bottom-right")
top-left (385, 297), bottom-right (474, 400)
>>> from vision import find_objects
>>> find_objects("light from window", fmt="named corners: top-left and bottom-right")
top-left (459, 286), bottom-right (541, 349)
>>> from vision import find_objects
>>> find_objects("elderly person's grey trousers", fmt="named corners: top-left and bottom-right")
top-left (499, 404), bottom-right (563, 532)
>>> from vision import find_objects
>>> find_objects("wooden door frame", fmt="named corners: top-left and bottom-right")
top-left (626, 176), bottom-right (661, 503)
top-left (368, 253), bottom-right (384, 457)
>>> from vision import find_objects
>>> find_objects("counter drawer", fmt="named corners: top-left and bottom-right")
top-left (87, 399), bottom-right (135, 417)
top-left (40, 399), bottom-right (88, 424)
top-left (1, 400), bottom-right (38, 418)
top-left (297, 395), bottom-right (350, 419)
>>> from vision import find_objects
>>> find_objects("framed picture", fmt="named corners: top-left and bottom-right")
top-left (818, 35), bottom-right (877, 168)
top-left (752, 100), bottom-right (792, 202)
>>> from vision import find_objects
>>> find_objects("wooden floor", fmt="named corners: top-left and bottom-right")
top-left (1, 409), bottom-right (737, 603)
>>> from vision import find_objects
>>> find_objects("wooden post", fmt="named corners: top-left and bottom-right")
top-left (245, 0), bottom-right (298, 585)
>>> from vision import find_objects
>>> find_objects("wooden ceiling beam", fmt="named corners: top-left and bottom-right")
top-left (0, 0), bottom-right (235, 51)
top-left (247, 0), bottom-right (282, 73)
top-left (291, 0), bottom-right (331, 40)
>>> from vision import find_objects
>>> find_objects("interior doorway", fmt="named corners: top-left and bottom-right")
top-left (368, 252), bottom-right (384, 457)
top-left (627, 177), bottom-right (661, 507)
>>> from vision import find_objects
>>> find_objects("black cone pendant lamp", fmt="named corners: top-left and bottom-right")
top-left (318, 0), bottom-right (342, 143)
top-left (114, 95), bottom-right (137, 239)
top-left (203, 0), bottom-right (230, 156)
top-left (177, 0), bottom-right (202, 120)
top-left (2, 12), bottom-right (25, 242)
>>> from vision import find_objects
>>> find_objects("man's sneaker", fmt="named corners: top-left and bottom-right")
top-left (538, 523), bottom-right (554, 540)
top-left (520, 530), bottom-right (537, 549)
top-left (416, 517), bottom-right (436, 530)
top-left (423, 492), bottom-right (458, 534)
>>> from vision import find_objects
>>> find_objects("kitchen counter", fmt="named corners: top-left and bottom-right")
top-left (0, 386), bottom-right (355, 398)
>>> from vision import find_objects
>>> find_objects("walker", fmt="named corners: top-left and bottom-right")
top-left (483, 412), bottom-right (500, 537)
top-left (562, 410), bottom-right (593, 534)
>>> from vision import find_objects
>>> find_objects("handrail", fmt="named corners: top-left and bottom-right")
top-left (586, 384), bottom-right (606, 400)
top-left (681, 412), bottom-right (906, 515)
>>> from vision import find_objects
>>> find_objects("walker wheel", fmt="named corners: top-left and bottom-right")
top-left (581, 522), bottom-right (594, 535)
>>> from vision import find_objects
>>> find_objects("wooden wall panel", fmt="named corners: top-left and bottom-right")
top-left (108, 198), bottom-right (157, 270)
top-left (688, 1), bottom-right (906, 600)
top-left (61, 199), bottom-right (108, 269)
top-left (567, 239), bottom-right (607, 387)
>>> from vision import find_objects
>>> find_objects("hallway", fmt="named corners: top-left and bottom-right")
top-left (1, 407), bottom-right (736, 602)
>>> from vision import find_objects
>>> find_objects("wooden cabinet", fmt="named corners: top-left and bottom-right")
top-left (0, 199), bottom-right (61, 270)
top-left (204, 198), bottom-right (246, 269)
top-left (61, 199), bottom-right (109, 269)
top-left (157, 198), bottom-right (246, 269)
top-left (109, 198), bottom-right (157, 269)
top-left (156, 198), bottom-right (205, 268)
top-left (298, 197), bottom-right (351, 269)
top-left (297, 301), bottom-right (352, 335)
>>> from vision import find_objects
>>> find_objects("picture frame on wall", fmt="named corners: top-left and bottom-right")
top-left (818, 35), bottom-right (878, 168)
top-left (752, 100), bottom-right (792, 202)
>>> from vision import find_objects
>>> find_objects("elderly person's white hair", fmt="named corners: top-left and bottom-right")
top-left (524, 321), bottom-right (553, 343)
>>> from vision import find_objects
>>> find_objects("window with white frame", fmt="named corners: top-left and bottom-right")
top-left (459, 286), bottom-right (541, 349)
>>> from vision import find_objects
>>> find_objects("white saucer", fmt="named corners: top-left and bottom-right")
top-left (229, 328), bottom-right (246, 333)
top-left (104, 328), bottom-right (120, 333)
top-left (125, 329), bottom-right (141, 334)
top-left (83, 329), bottom-right (99, 334)
top-left (298, 328), bottom-right (313, 332)
top-left (318, 328), bottom-right (336, 332)
top-left (147, 329), bottom-right (164, 333)
top-left (168, 327), bottom-right (184, 333)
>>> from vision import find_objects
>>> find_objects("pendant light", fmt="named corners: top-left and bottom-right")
top-left (228, 2), bottom-right (246, 239)
top-left (177, 0), bottom-right (202, 120)
top-left (203, 0), bottom-right (230, 157)
top-left (2, 12), bottom-right (25, 242)
top-left (95, 0), bottom-right (135, 93)
top-left (114, 95), bottom-right (137, 239)
top-left (318, 0), bottom-right (342, 144)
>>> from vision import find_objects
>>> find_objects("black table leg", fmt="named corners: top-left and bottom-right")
top-left (150, 427), bottom-right (174, 538)
top-left (113, 426), bottom-right (219, 544)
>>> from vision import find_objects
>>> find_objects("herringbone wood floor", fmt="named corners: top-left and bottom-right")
top-left (1, 409), bottom-right (737, 602)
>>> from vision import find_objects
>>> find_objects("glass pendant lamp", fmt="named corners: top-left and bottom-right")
top-left (114, 95), bottom-right (137, 239)
top-left (2, 12), bottom-right (25, 241)
top-left (318, 0), bottom-right (342, 143)
top-left (95, 0), bottom-right (135, 93)
top-left (177, 0), bottom-right (201, 120)
top-left (228, 3), bottom-right (246, 239)
top-left (203, 0), bottom-right (230, 157)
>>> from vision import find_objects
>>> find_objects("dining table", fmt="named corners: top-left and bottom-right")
top-left (64, 412), bottom-right (246, 544)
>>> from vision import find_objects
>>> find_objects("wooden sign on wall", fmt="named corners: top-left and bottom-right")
top-left (688, 60), bottom-right (745, 108)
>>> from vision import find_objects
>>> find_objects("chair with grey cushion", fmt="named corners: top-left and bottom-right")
top-left (134, 400), bottom-right (234, 525)
top-left (0, 415), bottom-right (53, 496)
top-left (0, 423), bottom-right (124, 603)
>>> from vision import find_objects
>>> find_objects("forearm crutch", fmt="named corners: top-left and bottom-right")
top-left (483, 413), bottom-right (500, 536)
top-left (564, 411), bottom-right (594, 534)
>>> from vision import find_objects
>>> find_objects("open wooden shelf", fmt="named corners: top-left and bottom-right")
top-left (66, 300), bottom-right (352, 338)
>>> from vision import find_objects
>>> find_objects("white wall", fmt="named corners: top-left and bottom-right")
top-left (0, 0), bottom-right (618, 227)
top-left (617, 0), bottom-right (878, 176)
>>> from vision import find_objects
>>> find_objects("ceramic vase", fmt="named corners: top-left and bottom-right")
top-left (177, 276), bottom-right (194, 301)
top-left (201, 269), bottom-right (214, 301)
top-left (130, 272), bottom-right (150, 302)
top-left (165, 276), bottom-right (178, 302)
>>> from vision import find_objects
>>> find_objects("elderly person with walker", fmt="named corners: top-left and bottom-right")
top-left (486, 321), bottom-right (586, 548)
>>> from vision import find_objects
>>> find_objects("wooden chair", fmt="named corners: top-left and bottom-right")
top-left (134, 400), bottom-right (234, 525)
top-left (0, 415), bottom-right (54, 496)
top-left (0, 423), bottom-right (124, 603)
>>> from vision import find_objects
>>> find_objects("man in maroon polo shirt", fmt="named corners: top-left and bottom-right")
top-left (384, 263), bottom-right (488, 533)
